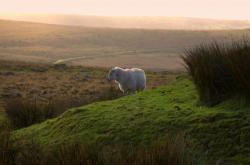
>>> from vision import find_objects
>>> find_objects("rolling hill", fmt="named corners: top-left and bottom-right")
top-left (0, 19), bottom-right (250, 71)
top-left (14, 77), bottom-right (250, 164)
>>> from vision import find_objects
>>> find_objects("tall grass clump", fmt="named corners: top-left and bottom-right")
top-left (182, 39), bottom-right (250, 106)
top-left (52, 135), bottom-right (197, 165)
top-left (3, 87), bottom-right (122, 129)
top-left (4, 98), bottom-right (58, 129)
top-left (0, 134), bottom-right (204, 165)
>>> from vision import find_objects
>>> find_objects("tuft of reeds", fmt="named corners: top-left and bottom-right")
top-left (4, 98), bottom-right (57, 129)
top-left (182, 38), bottom-right (250, 106)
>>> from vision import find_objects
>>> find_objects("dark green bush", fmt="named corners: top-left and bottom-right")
top-left (182, 39), bottom-right (250, 106)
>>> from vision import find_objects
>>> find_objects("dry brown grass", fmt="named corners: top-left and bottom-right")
top-left (1, 20), bottom-right (250, 71)
top-left (0, 60), bottom-right (178, 128)
top-left (0, 60), bottom-right (177, 99)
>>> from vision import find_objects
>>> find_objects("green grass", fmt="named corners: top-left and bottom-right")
top-left (14, 77), bottom-right (250, 164)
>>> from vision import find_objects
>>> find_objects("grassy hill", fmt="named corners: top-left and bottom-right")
top-left (14, 77), bottom-right (250, 164)
top-left (1, 20), bottom-right (250, 70)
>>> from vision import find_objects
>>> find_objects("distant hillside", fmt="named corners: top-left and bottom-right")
top-left (0, 19), bottom-right (250, 71)
top-left (1, 14), bottom-right (250, 30)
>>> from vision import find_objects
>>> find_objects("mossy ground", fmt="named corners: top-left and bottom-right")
top-left (14, 77), bottom-right (250, 164)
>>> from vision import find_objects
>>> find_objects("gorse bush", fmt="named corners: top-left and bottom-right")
top-left (182, 39), bottom-right (250, 106)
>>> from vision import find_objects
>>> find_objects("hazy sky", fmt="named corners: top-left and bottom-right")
top-left (1, 0), bottom-right (250, 20)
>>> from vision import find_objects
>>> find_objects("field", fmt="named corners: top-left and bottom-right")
top-left (0, 59), bottom-right (177, 113)
top-left (0, 20), bottom-right (250, 71)
top-left (1, 20), bottom-right (250, 164)
top-left (0, 59), bottom-right (178, 128)
top-left (1, 60), bottom-right (249, 164)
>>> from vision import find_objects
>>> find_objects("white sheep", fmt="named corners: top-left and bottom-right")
top-left (107, 67), bottom-right (146, 94)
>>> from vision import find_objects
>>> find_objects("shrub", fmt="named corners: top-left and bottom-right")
top-left (182, 39), bottom-right (250, 106)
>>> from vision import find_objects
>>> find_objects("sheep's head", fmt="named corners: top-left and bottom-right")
top-left (107, 67), bottom-right (123, 82)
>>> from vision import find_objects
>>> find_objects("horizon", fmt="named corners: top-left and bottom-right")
top-left (1, 0), bottom-right (250, 20)
top-left (1, 12), bottom-right (250, 21)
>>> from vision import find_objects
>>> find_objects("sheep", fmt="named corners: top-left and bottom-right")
top-left (107, 67), bottom-right (146, 94)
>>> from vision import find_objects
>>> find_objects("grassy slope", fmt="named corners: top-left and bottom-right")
top-left (15, 77), bottom-right (250, 163)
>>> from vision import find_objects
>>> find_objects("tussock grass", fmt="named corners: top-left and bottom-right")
top-left (52, 135), bottom-right (197, 165)
top-left (0, 122), bottom-right (14, 165)
top-left (3, 86), bottom-right (123, 129)
top-left (0, 128), bottom-right (198, 165)
top-left (182, 39), bottom-right (250, 105)
top-left (4, 98), bottom-right (60, 129)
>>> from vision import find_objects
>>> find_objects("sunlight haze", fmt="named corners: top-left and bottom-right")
top-left (0, 0), bottom-right (250, 20)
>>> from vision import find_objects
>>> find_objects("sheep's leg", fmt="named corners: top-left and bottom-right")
top-left (126, 90), bottom-right (131, 95)
top-left (137, 88), bottom-right (144, 93)
top-left (131, 91), bottom-right (136, 95)
top-left (123, 89), bottom-right (129, 96)
top-left (127, 88), bottom-right (136, 95)
top-left (137, 84), bottom-right (146, 92)
top-left (118, 84), bottom-right (127, 95)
